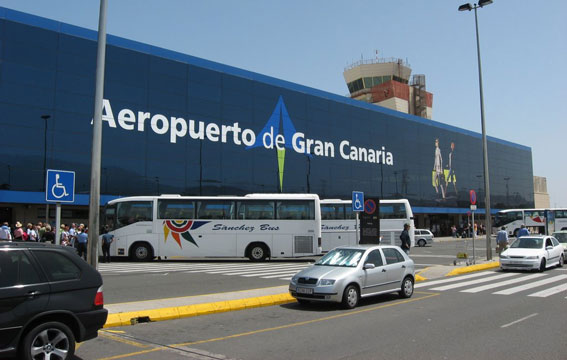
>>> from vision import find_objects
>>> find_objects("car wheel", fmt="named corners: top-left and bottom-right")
top-left (342, 285), bottom-right (359, 309)
top-left (558, 254), bottom-right (564, 268)
top-left (418, 239), bottom-right (426, 247)
top-left (399, 276), bottom-right (414, 298)
top-left (248, 243), bottom-right (268, 261)
top-left (22, 321), bottom-right (75, 360)
top-left (130, 242), bottom-right (153, 261)
top-left (539, 258), bottom-right (546, 272)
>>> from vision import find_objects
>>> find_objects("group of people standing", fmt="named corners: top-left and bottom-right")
top-left (496, 224), bottom-right (530, 253)
top-left (0, 221), bottom-right (55, 243)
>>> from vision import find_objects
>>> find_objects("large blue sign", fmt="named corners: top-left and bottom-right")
top-left (352, 191), bottom-right (364, 212)
top-left (46, 169), bottom-right (75, 203)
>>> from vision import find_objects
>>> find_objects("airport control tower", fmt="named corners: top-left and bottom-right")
top-left (343, 57), bottom-right (433, 119)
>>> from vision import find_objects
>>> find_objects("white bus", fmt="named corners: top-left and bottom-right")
top-left (102, 194), bottom-right (322, 261)
top-left (494, 208), bottom-right (567, 237)
top-left (320, 199), bottom-right (415, 252)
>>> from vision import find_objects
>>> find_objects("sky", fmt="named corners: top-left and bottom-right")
top-left (2, 0), bottom-right (566, 206)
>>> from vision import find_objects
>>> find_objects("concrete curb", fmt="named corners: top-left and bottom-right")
top-left (445, 261), bottom-right (500, 276)
top-left (102, 262), bottom-right (496, 328)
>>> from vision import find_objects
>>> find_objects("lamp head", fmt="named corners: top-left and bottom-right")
top-left (478, 0), bottom-right (493, 7)
top-left (458, 3), bottom-right (473, 11)
top-left (41, 115), bottom-right (51, 120)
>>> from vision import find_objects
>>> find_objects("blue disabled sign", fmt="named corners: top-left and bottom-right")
top-left (46, 169), bottom-right (75, 203)
top-left (352, 191), bottom-right (364, 212)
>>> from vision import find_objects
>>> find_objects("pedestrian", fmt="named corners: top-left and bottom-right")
top-left (37, 221), bottom-right (46, 240)
top-left (13, 222), bottom-right (26, 241)
top-left (60, 224), bottom-right (69, 246)
top-left (26, 223), bottom-right (38, 242)
top-left (496, 226), bottom-right (508, 254)
top-left (68, 223), bottom-right (77, 247)
top-left (400, 223), bottom-right (411, 255)
top-left (0, 222), bottom-right (12, 241)
top-left (101, 226), bottom-right (114, 263)
top-left (76, 225), bottom-right (88, 260)
top-left (41, 225), bottom-right (55, 243)
top-left (451, 225), bottom-right (457, 238)
top-left (517, 224), bottom-right (530, 238)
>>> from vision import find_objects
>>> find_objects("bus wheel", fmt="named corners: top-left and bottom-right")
top-left (130, 242), bottom-right (153, 262)
top-left (248, 243), bottom-right (269, 261)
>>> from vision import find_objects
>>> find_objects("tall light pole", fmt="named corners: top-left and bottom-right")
top-left (41, 114), bottom-right (51, 225)
top-left (87, 0), bottom-right (108, 268)
top-left (459, 0), bottom-right (493, 260)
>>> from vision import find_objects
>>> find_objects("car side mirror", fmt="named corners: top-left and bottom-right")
top-left (363, 263), bottom-right (375, 270)
top-left (546, 246), bottom-right (553, 250)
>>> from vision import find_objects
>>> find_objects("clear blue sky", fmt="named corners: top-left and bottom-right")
top-left (2, 0), bottom-right (566, 206)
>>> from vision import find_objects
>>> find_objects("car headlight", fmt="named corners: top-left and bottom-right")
top-left (291, 276), bottom-right (299, 284)
top-left (525, 256), bottom-right (539, 259)
top-left (319, 279), bottom-right (335, 286)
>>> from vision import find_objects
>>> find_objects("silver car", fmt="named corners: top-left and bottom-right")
top-left (415, 229), bottom-right (434, 247)
top-left (289, 245), bottom-right (415, 309)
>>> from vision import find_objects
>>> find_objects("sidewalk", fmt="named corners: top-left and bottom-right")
top-left (103, 258), bottom-right (499, 328)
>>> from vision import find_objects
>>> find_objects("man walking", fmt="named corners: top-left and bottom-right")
top-left (496, 226), bottom-right (508, 254)
top-left (517, 224), bottom-right (530, 238)
top-left (400, 223), bottom-right (411, 255)
top-left (76, 225), bottom-right (88, 260)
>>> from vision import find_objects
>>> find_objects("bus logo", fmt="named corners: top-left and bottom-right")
top-left (163, 220), bottom-right (209, 248)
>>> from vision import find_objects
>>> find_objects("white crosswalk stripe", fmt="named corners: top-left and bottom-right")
top-left (98, 261), bottom-right (311, 280)
top-left (417, 271), bottom-right (567, 299)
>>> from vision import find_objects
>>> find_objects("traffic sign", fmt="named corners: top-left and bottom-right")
top-left (469, 190), bottom-right (477, 205)
top-left (364, 199), bottom-right (377, 215)
top-left (46, 169), bottom-right (75, 203)
top-left (352, 191), bottom-right (364, 212)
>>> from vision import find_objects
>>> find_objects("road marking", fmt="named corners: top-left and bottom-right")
top-left (99, 331), bottom-right (151, 348)
top-left (527, 282), bottom-right (567, 297)
top-left (500, 313), bottom-right (538, 328)
top-left (493, 275), bottom-right (567, 295)
top-left (429, 273), bottom-right (518, 291)
top-left (97, 292), bottom-right (440, 360)
top-left (461, 273), bottom-right (547, 293)
top-left (414, 271), bottom-right (491, 289)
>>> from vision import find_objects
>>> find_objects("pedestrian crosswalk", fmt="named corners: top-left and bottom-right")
top-left (98, 261), bottom-right (312, 281)
top-left (416, 270), bottom-right (567, 299)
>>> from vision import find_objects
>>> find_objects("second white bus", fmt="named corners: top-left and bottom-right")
top-left (320, 199), bottom-right (415, 252)
top-left (102, 193), bottom-right (322, 261)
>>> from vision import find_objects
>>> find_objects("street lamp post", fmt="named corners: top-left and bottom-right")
top-left (41, 114), bottom-right (51, 225)
top-left (459, 0), bottom-right (493, 260)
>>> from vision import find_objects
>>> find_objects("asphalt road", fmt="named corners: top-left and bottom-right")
top-left (100, 238), bottom-right (493, 304)
top-left (77, 267), bottom-right (567, 359)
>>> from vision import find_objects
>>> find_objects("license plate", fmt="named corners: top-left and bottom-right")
top-left (296, 287), bottom-right (313, 295)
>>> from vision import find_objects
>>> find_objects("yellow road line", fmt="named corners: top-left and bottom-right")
top-left (99, 332), bottom-right (151, 349)
top-left (97, 292), bottom-right (439, 360)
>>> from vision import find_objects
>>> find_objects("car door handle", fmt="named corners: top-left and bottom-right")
top-left (27, 291), bottom-right (40, 298)
top-left (401, 265), bottom-right (406, 269)
top-left (382, 269), bottom-right (387, 272)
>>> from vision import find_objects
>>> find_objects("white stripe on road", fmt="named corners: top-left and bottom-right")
top-left (493, 275), bottom-right (567, 295)
top-left (229, 267), bottom-right (308, 277)
top-left (500, 313), bottom-right (538, 328)
top-left (414, 271), bottom-right (494, 289)
top-left (527, 282), bottom-right (567, 298)
top-left (215, 265), bottom-right (309, 275)
top-left (460, 273), bottom-right (547, 293)
top-left (430, 273), bottom-right (518, 291)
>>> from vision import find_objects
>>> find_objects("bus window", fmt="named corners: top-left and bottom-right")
top-left (556, 210), bottom-right (567, 218)
top-left (158, 200), bottom-right (195, 219)
top-left (276, 201), bottom-right (314, 220)
top-left (345, 206), bottom-right (356, 220)
top-left (197, 201), bottom-right (234, 219)
top-left (379, 204), bottom-right (407, 219)
top-left (103, 204), bottom-right (116, 231)
top-left (237, 201), bottom-right (275, 220)
top-left (321, 204), bottom-right (344, 220)
top-left (116, 201), bottom-right (153, 229)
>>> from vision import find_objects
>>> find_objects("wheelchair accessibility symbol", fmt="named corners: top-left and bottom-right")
top-left (46, 170), bottom-right (75, 203)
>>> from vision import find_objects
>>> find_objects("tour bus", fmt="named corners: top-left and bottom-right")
top-left (320, 199), bottom-right (415, 252)
top-left (102, 194), bottom-right (322, 261)
top-left (494, 208), bottom-right (567, 237)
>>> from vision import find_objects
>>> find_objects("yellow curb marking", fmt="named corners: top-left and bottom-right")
top-left (97, 292), bottom-right (439, 360)
top-left (445, 261), bottom-right (500, 277)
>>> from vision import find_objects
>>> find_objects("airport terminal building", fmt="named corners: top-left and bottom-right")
top-left (0, 8), bottom-right (535, 234)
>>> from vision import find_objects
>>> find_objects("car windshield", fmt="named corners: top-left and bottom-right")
top-left (510, 237), bottom-right (543, 249)
top-left (552, 233), bottom-right (567, 244)
top-left (315, 248), bottom-right (365, 267)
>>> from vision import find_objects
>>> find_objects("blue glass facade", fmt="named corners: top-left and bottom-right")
top-left (0, 7), bottom-right (534, 215)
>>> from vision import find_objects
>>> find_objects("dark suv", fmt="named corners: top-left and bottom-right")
top-left (0, 242), bottom-right (108, 359)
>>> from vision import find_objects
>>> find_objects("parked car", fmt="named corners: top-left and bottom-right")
top-left (289, 245), bottom-right (415, 309)
top-left (0, 242), bottom-right (107, 360)
top-left (499, 235), bottom-right (564, 272)
top-left (551, 231), bottom-right (567, 255)
top-left (415, 229), bottom-right (434, 247)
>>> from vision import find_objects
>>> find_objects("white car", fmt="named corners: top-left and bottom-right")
top-left (499, 236), bottom-right (564, 272)
top-left (415, 229), bottom-right (434, 247)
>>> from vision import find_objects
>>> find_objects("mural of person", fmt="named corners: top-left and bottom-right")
top-left (445, 141), bottom-right (457, 194)
top-left (432, 138), bottom-right (445, 199)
